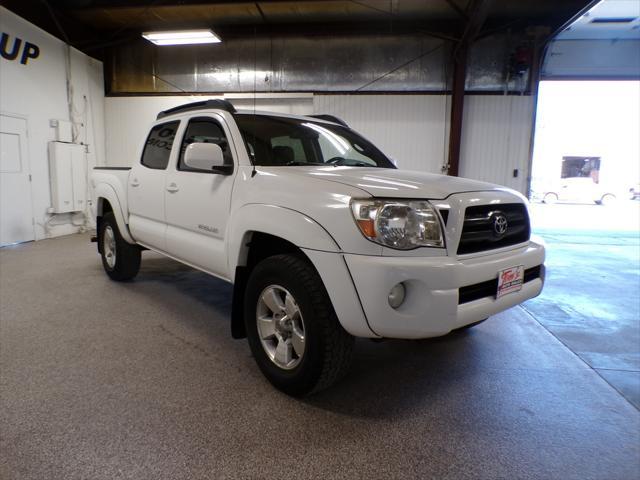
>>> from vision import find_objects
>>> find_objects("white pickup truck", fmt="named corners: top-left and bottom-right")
top-left (92, 100), bottom-right (545, 395)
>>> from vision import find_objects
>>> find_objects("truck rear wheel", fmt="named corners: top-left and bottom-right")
top-left (244, 254), bottom-right (354, 396)
top-left (99, 212), bottom-right (141, 281)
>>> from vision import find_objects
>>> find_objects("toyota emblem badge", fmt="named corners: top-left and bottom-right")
top-left (492, 213), bottom-right (508, 236)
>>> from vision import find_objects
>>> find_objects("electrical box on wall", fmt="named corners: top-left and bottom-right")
top-left (49, 119), bottom-right (73, 143)
top-left (48, 142), bottom-right (86, 213)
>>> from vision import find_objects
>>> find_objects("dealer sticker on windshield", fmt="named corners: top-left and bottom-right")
top-left (497, 265), bottom-right (525, 299)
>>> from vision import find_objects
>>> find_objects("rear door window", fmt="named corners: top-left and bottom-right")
top-left (141, 121), bottom-right (179, 170)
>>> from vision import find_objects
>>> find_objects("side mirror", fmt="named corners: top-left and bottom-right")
top-left (184, 143), bottom-right (225, 171)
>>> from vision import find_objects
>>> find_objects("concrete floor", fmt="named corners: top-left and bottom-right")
top-left (1, 233), bottom-right (639, 479)
top-left (527, 202), bottom-right (640, 409)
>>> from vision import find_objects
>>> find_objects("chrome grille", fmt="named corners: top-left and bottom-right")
top-left (457, 203), bottom-right (530, 255)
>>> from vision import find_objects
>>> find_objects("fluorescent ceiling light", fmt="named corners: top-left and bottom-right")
top-left (142, 29), bottom-right (221, 46)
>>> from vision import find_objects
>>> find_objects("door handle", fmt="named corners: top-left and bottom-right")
top-left (130, 178), bottom-right (140, 187)
top-left (166, 182), bottom-right (179, 193)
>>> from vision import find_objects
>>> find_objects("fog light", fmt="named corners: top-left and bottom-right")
top-left (388, 283), bottom-right (406, 309)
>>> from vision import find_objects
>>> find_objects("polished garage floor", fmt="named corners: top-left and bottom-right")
top-left (1, 233), bottom-right (639, 479)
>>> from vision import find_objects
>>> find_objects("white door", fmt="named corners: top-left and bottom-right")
top-left (0, 114), bottom-right (34, 246)
top-left (165, 115), bottom-right (236, 278)
top-left (128, 120), bottom-right (181, 252)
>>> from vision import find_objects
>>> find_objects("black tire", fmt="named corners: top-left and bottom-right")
top-left (99, 212), bottom-right (141, 281)
top-left (244, 254), bottom-right (354, 396)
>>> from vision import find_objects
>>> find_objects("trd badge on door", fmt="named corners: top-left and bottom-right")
top-left (198, 224), bottom-right (219, 234)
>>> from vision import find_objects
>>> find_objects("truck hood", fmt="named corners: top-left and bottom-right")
top-left (277, 166), bottom-right (508, 200)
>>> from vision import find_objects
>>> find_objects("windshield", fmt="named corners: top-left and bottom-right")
top-left (234, 114), bottom-right (396, 168)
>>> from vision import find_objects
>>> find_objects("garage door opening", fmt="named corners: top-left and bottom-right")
top-left (531, 80), bottom-right (639, 215)
top-left (525, 79), bottom-right (640, 408)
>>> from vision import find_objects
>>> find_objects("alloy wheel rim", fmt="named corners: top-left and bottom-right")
top-left (103, 226), bottom-right (116, 269)
top-left (256, 285), bottom-right (305, 370)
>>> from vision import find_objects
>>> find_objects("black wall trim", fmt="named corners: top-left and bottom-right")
top-left (106, 90), bottom-right (534, 97)
top-left (540, 75), bottom-right (640, 81)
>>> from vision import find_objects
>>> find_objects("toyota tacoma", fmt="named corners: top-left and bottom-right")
top-left (92, 100), bottom-right (546, 395)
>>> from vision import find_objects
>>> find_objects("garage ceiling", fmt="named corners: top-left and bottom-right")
top-left (543, 0), bottom-right (640, 78)
top-left (556, 0), bottom-right (640, 40)
top-left (49, 0), bottom-right (584, 28)
top-left (4, 0), bottom-right (592, 56)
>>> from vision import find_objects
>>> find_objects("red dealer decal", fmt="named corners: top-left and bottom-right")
top-left (497, 265), bottom-right (524, 299)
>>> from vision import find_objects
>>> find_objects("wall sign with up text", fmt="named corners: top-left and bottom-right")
top-left (0, 32), bottom-right (40, 65)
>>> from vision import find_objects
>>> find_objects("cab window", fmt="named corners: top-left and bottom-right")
top-left (233, 114), bottom-right (394, 168)
top-left (178, 118), bottom-right (233, 172)
top-left (270, 135), bottom-right (306, 164)
top-left (141, 121), bottom-right (179, 170)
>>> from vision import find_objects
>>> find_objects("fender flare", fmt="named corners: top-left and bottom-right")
top-left (226, 204), bottom-right (377, 339)
top-left (227, 204), bottom-right (340, 276)
top-left (94, 183), bottom-right (136, 244)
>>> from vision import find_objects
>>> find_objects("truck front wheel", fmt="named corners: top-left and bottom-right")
top-left (244, 254), bottom-right (354, 396)
top-left (99, 212), bottom-right (141, 281)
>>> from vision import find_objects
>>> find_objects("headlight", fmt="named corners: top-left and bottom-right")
top-left (350, 199), bottom-right (444, 249)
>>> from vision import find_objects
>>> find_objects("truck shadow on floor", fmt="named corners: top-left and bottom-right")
top-left (305, 332), bottom-right (486, 419)
top-left (129, 254), bottom-right (489, 419)
top-left (134, 254), bottom-right (233, 315)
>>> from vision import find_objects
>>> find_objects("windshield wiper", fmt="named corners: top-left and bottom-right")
top-left (328, 158), bottom-right (374, 167)
top-left (285, 161), bottom-right (325, 166)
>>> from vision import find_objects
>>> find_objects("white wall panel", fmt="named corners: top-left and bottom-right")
top-left (0, 7), bottom-right (105, 239)
top-left (459, 95), bottom-right (534, 194)
top-left (104, 94), bottom-right (313, 166)
top-left (314, 95), bottom-right (449, 173)
top-left (105, 96), bottom-right (199, 167)
top-left (105, 93), bottom-right (534, 195)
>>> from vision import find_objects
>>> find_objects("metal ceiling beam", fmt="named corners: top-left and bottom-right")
top-left (443, 0), bottom-right (468, 20)
top-left (446, 0), bottom-right (493, 177)
top-left (1, 0), bottom-right (98, 49)
top-left (77, 20), bottom-right (460, 51)
top-left (3, 0), bottom-right (593, 66)
top-left (53, 0), bottom-right (351, 8)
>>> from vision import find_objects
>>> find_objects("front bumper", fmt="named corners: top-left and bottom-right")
top-left (344, 241), bottom-right (545, 339)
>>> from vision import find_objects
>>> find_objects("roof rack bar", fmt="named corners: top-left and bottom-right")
top-left (157, 99), bottom-right (236, 120)
top-left (307, 114), bottom-right (349, 127)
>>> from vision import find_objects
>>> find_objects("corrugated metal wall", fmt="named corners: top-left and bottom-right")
top-left (104, 94), bottom-right (314, 166)
top-left (104, 93), bottom-right (534, 194)
top-left (109, 36), bottom-right (450, 94)
top-left (313, 94), bottom-right (450, 173)
top-left (107, 32), bottom-right (533, 94)
top-left (313, 94), bottom-right (534, 194)
top-left (459, 95), bottom-right (534, 193)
